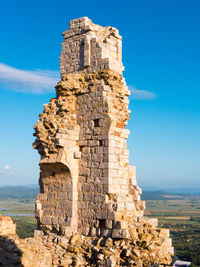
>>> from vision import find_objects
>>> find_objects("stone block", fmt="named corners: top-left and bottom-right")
top-left (115, 220), bottom-right (128, 229)
top-left (34, 230), bottom-right (44, 237)
top-left (57, 192), bottom-right (68, 200)
top-left (100, 228), bottom-right (112, 237)
top-left (0, 215), bottom-right (16, 235)
top-left (105, 220), bottom-right (113, 229)
top-left (35, 209), bottom-right (43, 219)
top-left (35, 200), bottom-right (42, 210)
top-left (148, 218), bottom-right (158, 228)
top-left (74, 151), bottom-right (82, 159)
top-left (126, 202), bottom-right (135, 211)
top-left (112, 229), bottom-right (129, 239)
top-left (95, 210), bottom-right (108, 220)
top-left (159, 228), bottom-right (170, 237)
top-left (37, 193), bottom-right (47, 201)
top-left (41, 216), bottom-right (52, 225)
top-left (83, 192), bottom-right (94, 201)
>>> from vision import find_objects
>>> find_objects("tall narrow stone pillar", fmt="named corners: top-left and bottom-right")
top-left (33, 19), bottom-right (174, 263)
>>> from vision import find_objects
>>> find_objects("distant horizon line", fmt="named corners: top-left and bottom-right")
top-left (0, 184), bottom-right (200, 193)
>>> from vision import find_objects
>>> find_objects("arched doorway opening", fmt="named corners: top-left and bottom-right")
top-left (37, 162), bottom-right (73, 233)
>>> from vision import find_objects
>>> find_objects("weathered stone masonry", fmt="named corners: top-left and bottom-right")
top-left (33, 17), bottom-right (145, 237)
top-left (31, 17), bottom-right (174, 265)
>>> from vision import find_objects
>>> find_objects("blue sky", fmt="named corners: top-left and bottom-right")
top-left (0, 0), bottom-right (199, 188)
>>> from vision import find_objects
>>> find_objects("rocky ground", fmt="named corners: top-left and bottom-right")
top-left (0, 215), bottom-right (173, 267)
top-left (0, 233), bottom-right (172, 267)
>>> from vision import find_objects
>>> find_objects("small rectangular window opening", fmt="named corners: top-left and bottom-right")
top-left (94, 119), bottom-right (100, 127)
top-left (99, 140), bottom-right (104, 146)
top-left (99, 219), bottom-right (106, 228)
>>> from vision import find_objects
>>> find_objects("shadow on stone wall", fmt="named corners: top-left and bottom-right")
top-left (0, 236), bottom-right (23, 266)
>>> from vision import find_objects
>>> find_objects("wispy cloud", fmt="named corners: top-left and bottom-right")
top-left (0, 63), bottom-right (157, 98)
top-left (129, 86), bottom-right (157, 100)
top-left (0, 164), bottom-right (16, 175)
top-left (0, 63), bottom-right (60, 94)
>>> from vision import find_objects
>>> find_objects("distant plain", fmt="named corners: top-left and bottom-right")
top-left (0, 186), bottom-right (199, 266)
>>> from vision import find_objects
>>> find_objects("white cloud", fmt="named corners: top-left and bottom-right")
top-left (129, 86), bottom-right (157, 100)
top-left (0, 63), bottom-right (156, 98)
top-left (0, 63), bottom-right (60, 94)
top-left (0, 164), bottom-right (16, 175)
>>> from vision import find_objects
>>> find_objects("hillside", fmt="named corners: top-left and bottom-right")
top-left (0, 186), bottom-right (39, 200)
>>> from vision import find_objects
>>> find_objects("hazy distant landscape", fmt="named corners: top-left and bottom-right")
top-left (0, 185), bottom-right (199, 266)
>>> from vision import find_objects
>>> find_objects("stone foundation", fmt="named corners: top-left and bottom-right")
top-left (0, 215), bottom-right (172, 266)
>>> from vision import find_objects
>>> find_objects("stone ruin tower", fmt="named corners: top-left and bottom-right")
top-left (33, 17), bottom-right (173, 262)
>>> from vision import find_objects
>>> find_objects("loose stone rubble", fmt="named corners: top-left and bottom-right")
top-left (0, 17), bottom-right (174, 266)
top-left (0, 215), bottom-right (16, 235)
top-left (0, 216), bottom-right (173, 266)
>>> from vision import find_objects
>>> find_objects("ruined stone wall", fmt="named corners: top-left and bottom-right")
top-left (73, 71), bottom-right (145, 238)
top-left (60, 17), bottom-right (123, 76)
top-left (31, 16), bottom-right (174, 265)
top-left (33, 90), bottom-right (80, 235)
top-left (0, 16), bottom-right (175, 267)
top-left (33, 17), bottom-right (147, 238)
top-left (0, 215), bottom-right (174, 266)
